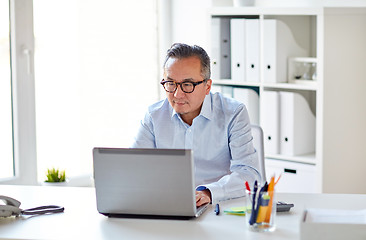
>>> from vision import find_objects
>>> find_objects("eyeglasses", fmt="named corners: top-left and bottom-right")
top-left (160, 79), bottom-right (207, 93)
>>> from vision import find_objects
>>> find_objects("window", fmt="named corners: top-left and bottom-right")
top-left (33, 0), bottom-right (159, 181)
top-left (0, 0), bottom-right (14, 179)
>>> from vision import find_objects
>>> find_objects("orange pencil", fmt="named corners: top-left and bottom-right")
top-left (275, 174), bottom-right (282, 186)
top-left (264, 176), bottom-right (275, 223)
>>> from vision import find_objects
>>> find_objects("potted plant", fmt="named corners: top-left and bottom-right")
top-left (43, 168), bottom-right (68, 186)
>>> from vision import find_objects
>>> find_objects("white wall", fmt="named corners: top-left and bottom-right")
top-left (169, 0), bottom-right (212, 50)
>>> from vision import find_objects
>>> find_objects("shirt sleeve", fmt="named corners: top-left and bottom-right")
top-left (130, 111), bottom-right (156, 148)
top-left (196, 104), bottom-right (261, 204)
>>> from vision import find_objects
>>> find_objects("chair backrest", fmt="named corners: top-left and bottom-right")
top-left (251, 124), bottom-right (266, 183)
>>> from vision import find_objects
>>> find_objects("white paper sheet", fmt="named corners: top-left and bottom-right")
top-left (305, 208), bottom-right (366, 224)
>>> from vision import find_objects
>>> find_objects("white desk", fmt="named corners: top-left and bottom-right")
top-left (0, 185), bottom-right (365, 240)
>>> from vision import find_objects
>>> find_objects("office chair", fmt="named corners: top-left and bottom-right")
top-left (250, 124), bottom-right (266, 183)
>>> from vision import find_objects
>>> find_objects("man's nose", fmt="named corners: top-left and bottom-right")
top-left (174, 84), bottom-right (185, 98)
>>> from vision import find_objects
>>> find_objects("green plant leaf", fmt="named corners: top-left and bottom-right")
top-left (45, 168), bottom-right (66, 182)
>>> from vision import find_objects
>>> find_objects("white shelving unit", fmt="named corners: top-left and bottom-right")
top-left (208, 7), bottom-right (366, 194)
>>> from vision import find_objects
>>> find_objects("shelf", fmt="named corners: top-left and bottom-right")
top-left (262, 82), bottom-right (318, 91)
top-left (290, 57), bottom-right (317, 63)
top-left (265, 153), bottom-right (316, 165)
top-left (212, 79), bottom-right (260, 87)
top-left (210, 7), bottom-right (323, 17)
top-left (209, 5), bottom-right (366, 194)
top-left (212, 80), bottom-right (318, 91)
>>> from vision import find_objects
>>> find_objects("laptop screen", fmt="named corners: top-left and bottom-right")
top-left (93, 148), bottom-right (200, 218)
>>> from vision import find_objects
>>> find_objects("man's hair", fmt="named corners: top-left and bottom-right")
top-left (163, 43), bottom-right (211, 80)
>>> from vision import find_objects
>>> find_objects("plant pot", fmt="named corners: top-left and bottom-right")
top-left (41, 180), bottom-right (69, 187)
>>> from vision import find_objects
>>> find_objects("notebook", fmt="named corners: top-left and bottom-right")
top-left (93, 148), bottom-right (208, 219)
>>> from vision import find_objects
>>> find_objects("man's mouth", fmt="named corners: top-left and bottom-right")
top-left (173, 100), bottom-right (188, 105)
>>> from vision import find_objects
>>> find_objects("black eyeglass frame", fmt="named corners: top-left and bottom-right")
top-left (160, 79), bottom-right (208, 93)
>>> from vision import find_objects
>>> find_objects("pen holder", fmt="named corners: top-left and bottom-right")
top-left (245, 189), bottom-right (276, 232)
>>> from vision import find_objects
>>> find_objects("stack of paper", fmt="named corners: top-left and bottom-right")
top-left (301, 208), bottom-right (366, 240)
top-left (305, 208), bottom-right (366, 224)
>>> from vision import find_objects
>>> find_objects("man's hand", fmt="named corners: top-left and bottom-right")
top-left (196, 189), bottom-right (211, 207)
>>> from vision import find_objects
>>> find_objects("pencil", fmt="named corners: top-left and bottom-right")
top-left (264, 176), bottom-right (275, 223)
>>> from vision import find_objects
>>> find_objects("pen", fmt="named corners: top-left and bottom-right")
top-left (254, 182), bottom-right (267, 223)
top-left (249, 180), bottom-right (258, 225)
top-left (215, 203), bottom-right (220, 215)
top-left (245, 181), bottom-right (251, 193)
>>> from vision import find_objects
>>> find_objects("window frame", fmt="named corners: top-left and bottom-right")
top-left (1, 0), bottom-right (38, 185)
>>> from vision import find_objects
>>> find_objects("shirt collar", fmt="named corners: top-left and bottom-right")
top-left (170, 93), bottom-right (213, 121)
top-left (200, 93), bottom-right (213, 120)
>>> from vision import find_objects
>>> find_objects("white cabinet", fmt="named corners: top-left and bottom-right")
top-left (209, 7), bottom-right (366, 194)
top-left (265, 159), bottom-right (317, 193)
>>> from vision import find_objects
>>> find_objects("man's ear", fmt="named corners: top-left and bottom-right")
top-left (205, 79), bottom-right (212, 95)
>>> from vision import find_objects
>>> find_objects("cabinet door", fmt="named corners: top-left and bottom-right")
top-left (265, 158), bottom-right (317, 193)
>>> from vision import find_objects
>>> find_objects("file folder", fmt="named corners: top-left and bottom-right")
top-left (245, 19), bottom-right (260, 82)
top-left (230, 18), bottom-right (246, 82)
top-left (211, 17), bottom-right (231, 80)
top-left (263, 19), bottom-right (307, 83)
top-left (279, 91), bottom-right (315, 156)
top-left (261, 90), bottom-right (280, 155)
top-left (233, 87), bottom-right (259, 125)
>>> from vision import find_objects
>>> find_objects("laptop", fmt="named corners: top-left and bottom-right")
top-left (93, 148), bottom-right (208, 219)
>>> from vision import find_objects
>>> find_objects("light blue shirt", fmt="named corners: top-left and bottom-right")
top-left (132, 92), bottom-right (260, 203)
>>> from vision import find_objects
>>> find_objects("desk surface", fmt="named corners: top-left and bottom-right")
top-left (0, 185), bottom-right (365, 240)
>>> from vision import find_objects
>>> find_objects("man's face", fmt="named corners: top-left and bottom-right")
top-left (163, 56), bottom-right (212, 124)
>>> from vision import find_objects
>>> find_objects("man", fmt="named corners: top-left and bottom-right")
top-left (132, 43), bottom-right (260, 207)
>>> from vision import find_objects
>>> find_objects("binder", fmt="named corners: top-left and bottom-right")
top-left (263, 19), bottom-right (307, 83)
top-left (261, 90), bottom-right (280, 155)
top-left (245, 19), bottom-right (260, 82)
top-left (230, 18), bottom-right (246, 82)
top-left (211, 17), bottom-right (231, 80)
top-left (233, 87), bottom-right (259, 125)
top-left (279, 91), bottom-right (315, 156)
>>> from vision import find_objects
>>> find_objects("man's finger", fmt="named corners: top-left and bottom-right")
top-left (196, 195), bottom-right (210, 207)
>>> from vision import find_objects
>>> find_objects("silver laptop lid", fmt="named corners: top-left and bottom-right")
top-left (93, 148), bottom-right (200, 218)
